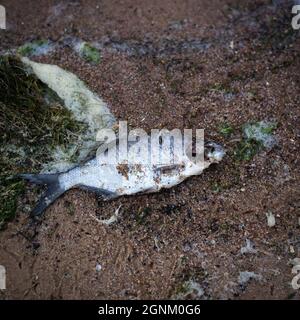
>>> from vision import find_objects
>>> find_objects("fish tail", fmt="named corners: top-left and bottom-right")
top-left (19, 173), bottom-right (65, 217)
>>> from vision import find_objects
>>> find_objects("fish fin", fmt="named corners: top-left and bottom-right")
top-left (19, 173), bottom-right (59, 185)
top-left (77, 185), bottom-right (118, 200)
top-left (19, 173), bottom-right (65, 216)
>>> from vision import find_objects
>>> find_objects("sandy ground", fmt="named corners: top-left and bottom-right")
top-left (0, 0), bottom-right (299, 299)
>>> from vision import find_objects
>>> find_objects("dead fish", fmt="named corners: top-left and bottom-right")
top-left (17, 58), bottom-right (225, 216)
top-left (20, 141), bottom-right (225, 216)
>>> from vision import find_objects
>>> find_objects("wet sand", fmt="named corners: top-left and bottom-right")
top-left (0, 0), bottom-right (299, 299)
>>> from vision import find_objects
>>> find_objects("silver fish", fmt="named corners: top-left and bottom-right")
top-left (20, 141), bottom-right (225, 216)
top-left (18, 59), bottom-right (225, 216)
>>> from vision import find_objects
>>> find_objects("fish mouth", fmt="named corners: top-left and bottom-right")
top-left (184, 141), bottom-right (225, 164)
top-left (204, 142), bottom-right (225, 163)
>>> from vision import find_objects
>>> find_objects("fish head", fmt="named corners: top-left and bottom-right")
top-left (204, 141), bottom-right (225, 164)
top-left (182, 141), bottom-right (225, 175)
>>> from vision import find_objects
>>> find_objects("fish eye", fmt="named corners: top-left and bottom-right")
top-left (204, 144), bottom-right (215, 160)
top-left (204, 142), bottom-right (225, 162)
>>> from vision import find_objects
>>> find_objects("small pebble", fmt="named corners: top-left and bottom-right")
top-left (96, 263), bottom-right (102, 272)
top-left (266, 211), bottom-right (276, 227)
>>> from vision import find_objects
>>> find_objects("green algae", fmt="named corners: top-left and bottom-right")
top-left (243, 121), bottom-right (277, 148)
top-left (17, 39), bottom-right (53, 57)
top-left (78, 42), bottom-right (101, 64)
top-left (218, 123), bottom-right (234, 137)
top-left (0, 56), bottom-right (87, 227)
top-left (234, 120), bottom-right (277, 161)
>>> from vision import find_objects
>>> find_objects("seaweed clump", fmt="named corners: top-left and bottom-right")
top-left (77, 42), bottom-right (101, 64)
top-left (218, 122), bottom-right (234, 137)
top-left (234, 120), bottom-right (277, 161)
top-left (0, 56), bottom-right (86, 228)
top-left (17, 39), bottom-right (54, 57)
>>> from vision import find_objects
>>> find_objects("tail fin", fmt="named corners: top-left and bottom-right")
top-left (19, 173), bottom-right (65, 217)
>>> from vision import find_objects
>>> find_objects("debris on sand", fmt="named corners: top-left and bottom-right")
top-left (21, 57), bottom-right (115, 172)
top-left (21, 57), bottom-right (114, 131)
top-left (90, 205), bottom-right (122, 226)
top-left (238, 271), bottom-right (263, 286)
top-left (173, 280), bottom-right (205, 300)
top-left (243, 120), bottom-right (277, 149)
top-left (234, 138), bottom-right (262, 161)
top-left (218, 122), bottom-right (234, 137)
top-left (16, 38), bottom-right (101, 63)
top-left (96, 263), bottom-right (102, 272)
top-left (74, 41), bottom-right (101, 64)
top-left (17, 40), bottom-right (55, 57)
top-left (234, 120), bottom-right (277, 161)
top-left (266, 211), bottom-right (276, 227)
top-left (240, 239), bottom-right (257, 255)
